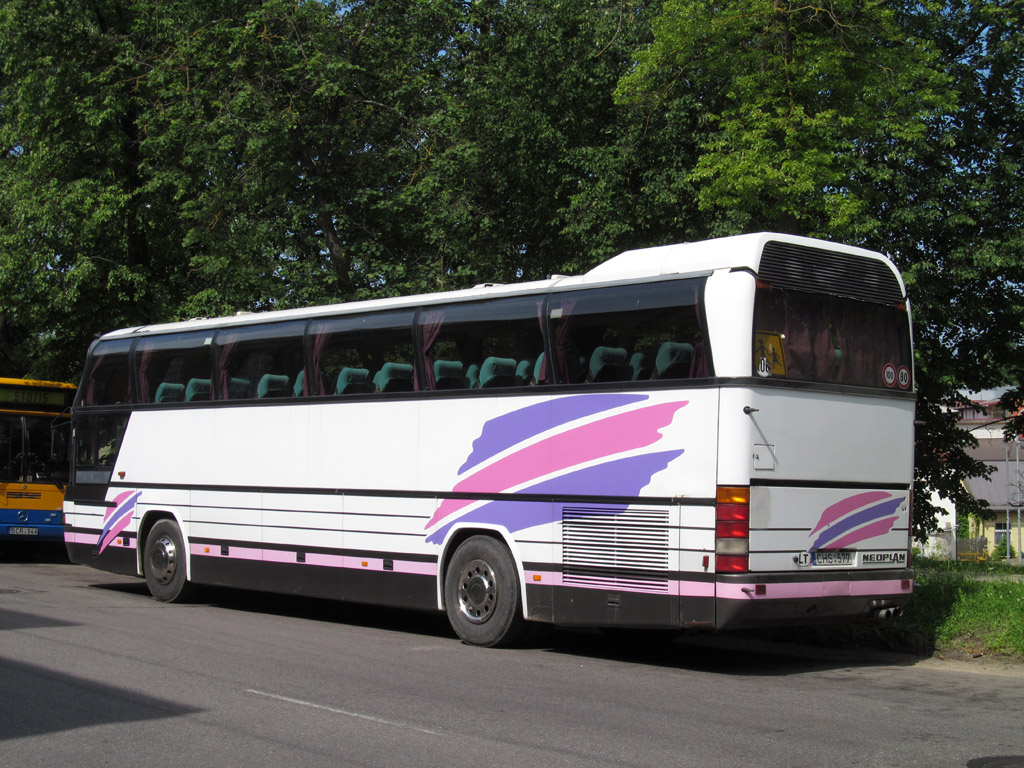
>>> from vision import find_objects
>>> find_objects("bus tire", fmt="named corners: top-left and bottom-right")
top-left (143, 519), bottom-right (195, 603)
top-left (444, 536), bottom-right (526, 647)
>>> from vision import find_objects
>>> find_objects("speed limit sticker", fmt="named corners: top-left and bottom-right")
top-left (882, 363), bottom-right (897, 388)
top-left (896, 365), bottom-right (911, 389)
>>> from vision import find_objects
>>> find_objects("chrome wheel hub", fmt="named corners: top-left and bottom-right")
top-left (149, 534), bottom-right (178, 586)
top-left (456, 559), bottom-right (496, 624)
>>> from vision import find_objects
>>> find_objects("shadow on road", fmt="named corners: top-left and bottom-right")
top-left (0, 656), bottom-right (200, 742)
top-left (543, 626), bottom-right (922, 675)
top-left (0, 542), bottom-right (70, 564)
top-left (91, 575), bottom-right (919, 675)
top-left (93, 579), bottom-right (458, 640)
top-left (210, 585), bottom-right (458, 640)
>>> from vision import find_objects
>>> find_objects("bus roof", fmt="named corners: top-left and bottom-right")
top-left (0, 377), bottom-right (77, 390)
top-left (581, 232), bottom-right (889, 283)
top-left (98, 232), bottom-right (897, 340)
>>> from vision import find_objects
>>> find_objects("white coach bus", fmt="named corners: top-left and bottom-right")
top-left (64, 233), bottom-right (915, 646)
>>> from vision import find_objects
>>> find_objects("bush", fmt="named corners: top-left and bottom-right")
top-left (991, 538), bottom-right (1018, 560)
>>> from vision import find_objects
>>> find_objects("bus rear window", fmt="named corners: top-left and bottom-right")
top-left (753, 286), bottom-right (912, 390)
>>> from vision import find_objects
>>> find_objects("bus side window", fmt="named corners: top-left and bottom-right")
top-left (214, 321), bottom-right (305, 400)
top-left (79, 339), bottom-right (133, 406)
top-left (74, 414), bottom-right (129, 474)
top-left (136, 331), bottom-right (212, 404)
top-left (417, 296), bottom-right (545, 390)
top-left (307, 311), bottom-right (416, 396)
top-left (548, 279), bottom-right (709, 385)
top-left (653, 342), bottom-right (694, 379)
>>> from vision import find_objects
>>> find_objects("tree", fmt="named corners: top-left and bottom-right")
top-left (0, 0), bottom-right (675, 375)
top-left (1, 0), bottom-right (1020, 543)
top-left (141, 0), bottom-right (463, 310)
top-left (992, 536), bottom-right (1017, 561)
top-left (887, 0), bottom-right (1024, 531)
top-left (613, 0), bottom-right (1023, 539)
top-left (0, 0), bottom-right (192, 378)
top-left (616, 0), bottom-right (954, 239)
top-left (0, 0), bottom-right (457, 379)
top-left (403, 0), bottom-right (670, 283)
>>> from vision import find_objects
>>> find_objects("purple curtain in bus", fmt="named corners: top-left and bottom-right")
top-left (136, 346), bottom-right (153, 402)
top-left (216, 334), bottom-right (239, 399)
top-left (550, 298), bottom-right (578, 384)
top-left (82, 355), bottom-right (102, 406)
top-left (753, 289), bottom-right (909, 387)
top-left (689, 286), bottom-right (709, 378)
top-left (311, 323), bottom-right (331, 396)
top-left (535, 300), bottom-right (548, 383)
top-left (419, 310), bottom-right (445, 390)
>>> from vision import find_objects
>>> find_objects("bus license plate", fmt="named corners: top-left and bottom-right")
top-left (9, 527), bottom-right (38, 536)
top-left (812, 550), bottom-right (853, 566)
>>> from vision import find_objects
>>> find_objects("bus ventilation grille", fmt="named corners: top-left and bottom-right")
top-left (759, 241), bottom-right (905, 304)
top-left (562, 507), bottom-right (670, 594)
top-left (5, 491), bottom-right (42, 500)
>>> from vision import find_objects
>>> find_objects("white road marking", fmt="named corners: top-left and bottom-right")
top-left (245, 689), bottom-right (444, 737)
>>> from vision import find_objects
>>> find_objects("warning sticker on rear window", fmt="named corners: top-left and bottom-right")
top-left (754, 332), bottom-right (787, 378)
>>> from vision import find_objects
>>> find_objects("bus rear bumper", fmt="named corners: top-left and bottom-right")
top-left (0, 522), bottom-right (66, 543)
top-left (715, 569), bottom-right (914, 630)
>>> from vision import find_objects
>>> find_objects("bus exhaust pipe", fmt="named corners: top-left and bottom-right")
top-left (873, 607), bottom-right (902, 621)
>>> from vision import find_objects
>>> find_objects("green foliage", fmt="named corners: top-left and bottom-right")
top-left (403, 0), bottom-right (670, 282)
top-left (991, 538), bottom-right (1018, 560)
top-left (759, 559), bottom-right (1024, 659)
top-left (0, 0), bottom-right (457, 378)
top-left (931, 576), bottom-right (1024, 657)
top-left (616, 0), bottom-right (953, 238)
top-left (894, 0), bottom-right (1024, 536)
top-left (0, 0), bottom-right (1021, 544)
top-left (615, 0), bottom-right (1023, 540)
top-left (878, 560), bottom-right (1024, 658)
top-left (892, 564), bottom-right (971, 647)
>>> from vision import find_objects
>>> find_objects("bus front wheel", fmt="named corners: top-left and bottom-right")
top-left (143, 519), bottom-right (195, 603)
top-left (444, 536), bottom-right (527, 647)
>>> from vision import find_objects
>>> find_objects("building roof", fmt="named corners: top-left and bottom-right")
top-left (970, 434), bottom-right (1023, 462)
top-left (964, 462), bottom-right (1024, 511)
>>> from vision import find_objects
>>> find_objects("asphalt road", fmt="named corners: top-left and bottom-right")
top-left (1, 547), bottom-right (1021, 768)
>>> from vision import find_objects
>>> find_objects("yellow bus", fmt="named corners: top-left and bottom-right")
top-left (0, 378), bottom-right (76, 543)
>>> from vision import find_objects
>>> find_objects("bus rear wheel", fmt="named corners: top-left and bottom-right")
top-left (143, 519), bottom-right (195, 603)
top-left (444, 536), bottom-right (526, 647)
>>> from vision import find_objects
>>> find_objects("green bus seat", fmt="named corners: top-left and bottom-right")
top-left (479, 357), bottom-right (517, 388)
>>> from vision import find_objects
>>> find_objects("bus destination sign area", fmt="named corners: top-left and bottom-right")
top-left (0, 387), bottom-right (68, 409)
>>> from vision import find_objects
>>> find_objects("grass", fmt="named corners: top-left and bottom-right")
top-left (911, 557), bottom-right (1024, 658)
top-left (747, 557), bottom-right (1024, 661)
top-left (872, 557), bottom-right (1024, 660)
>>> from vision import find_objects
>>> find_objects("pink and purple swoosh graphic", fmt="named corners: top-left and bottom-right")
top-left (425, 394), bottom-right (688, 544)
top-left (98, 490), bottom-right (141, 553)
top-left (809, 491), bottom-right (903, 550)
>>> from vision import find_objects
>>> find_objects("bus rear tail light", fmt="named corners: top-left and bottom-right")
top-left (716, 486), bottom-right (750, 573)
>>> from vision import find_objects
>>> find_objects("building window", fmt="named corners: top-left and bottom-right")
top-left (995, 521), bottom-right (1008, 547)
